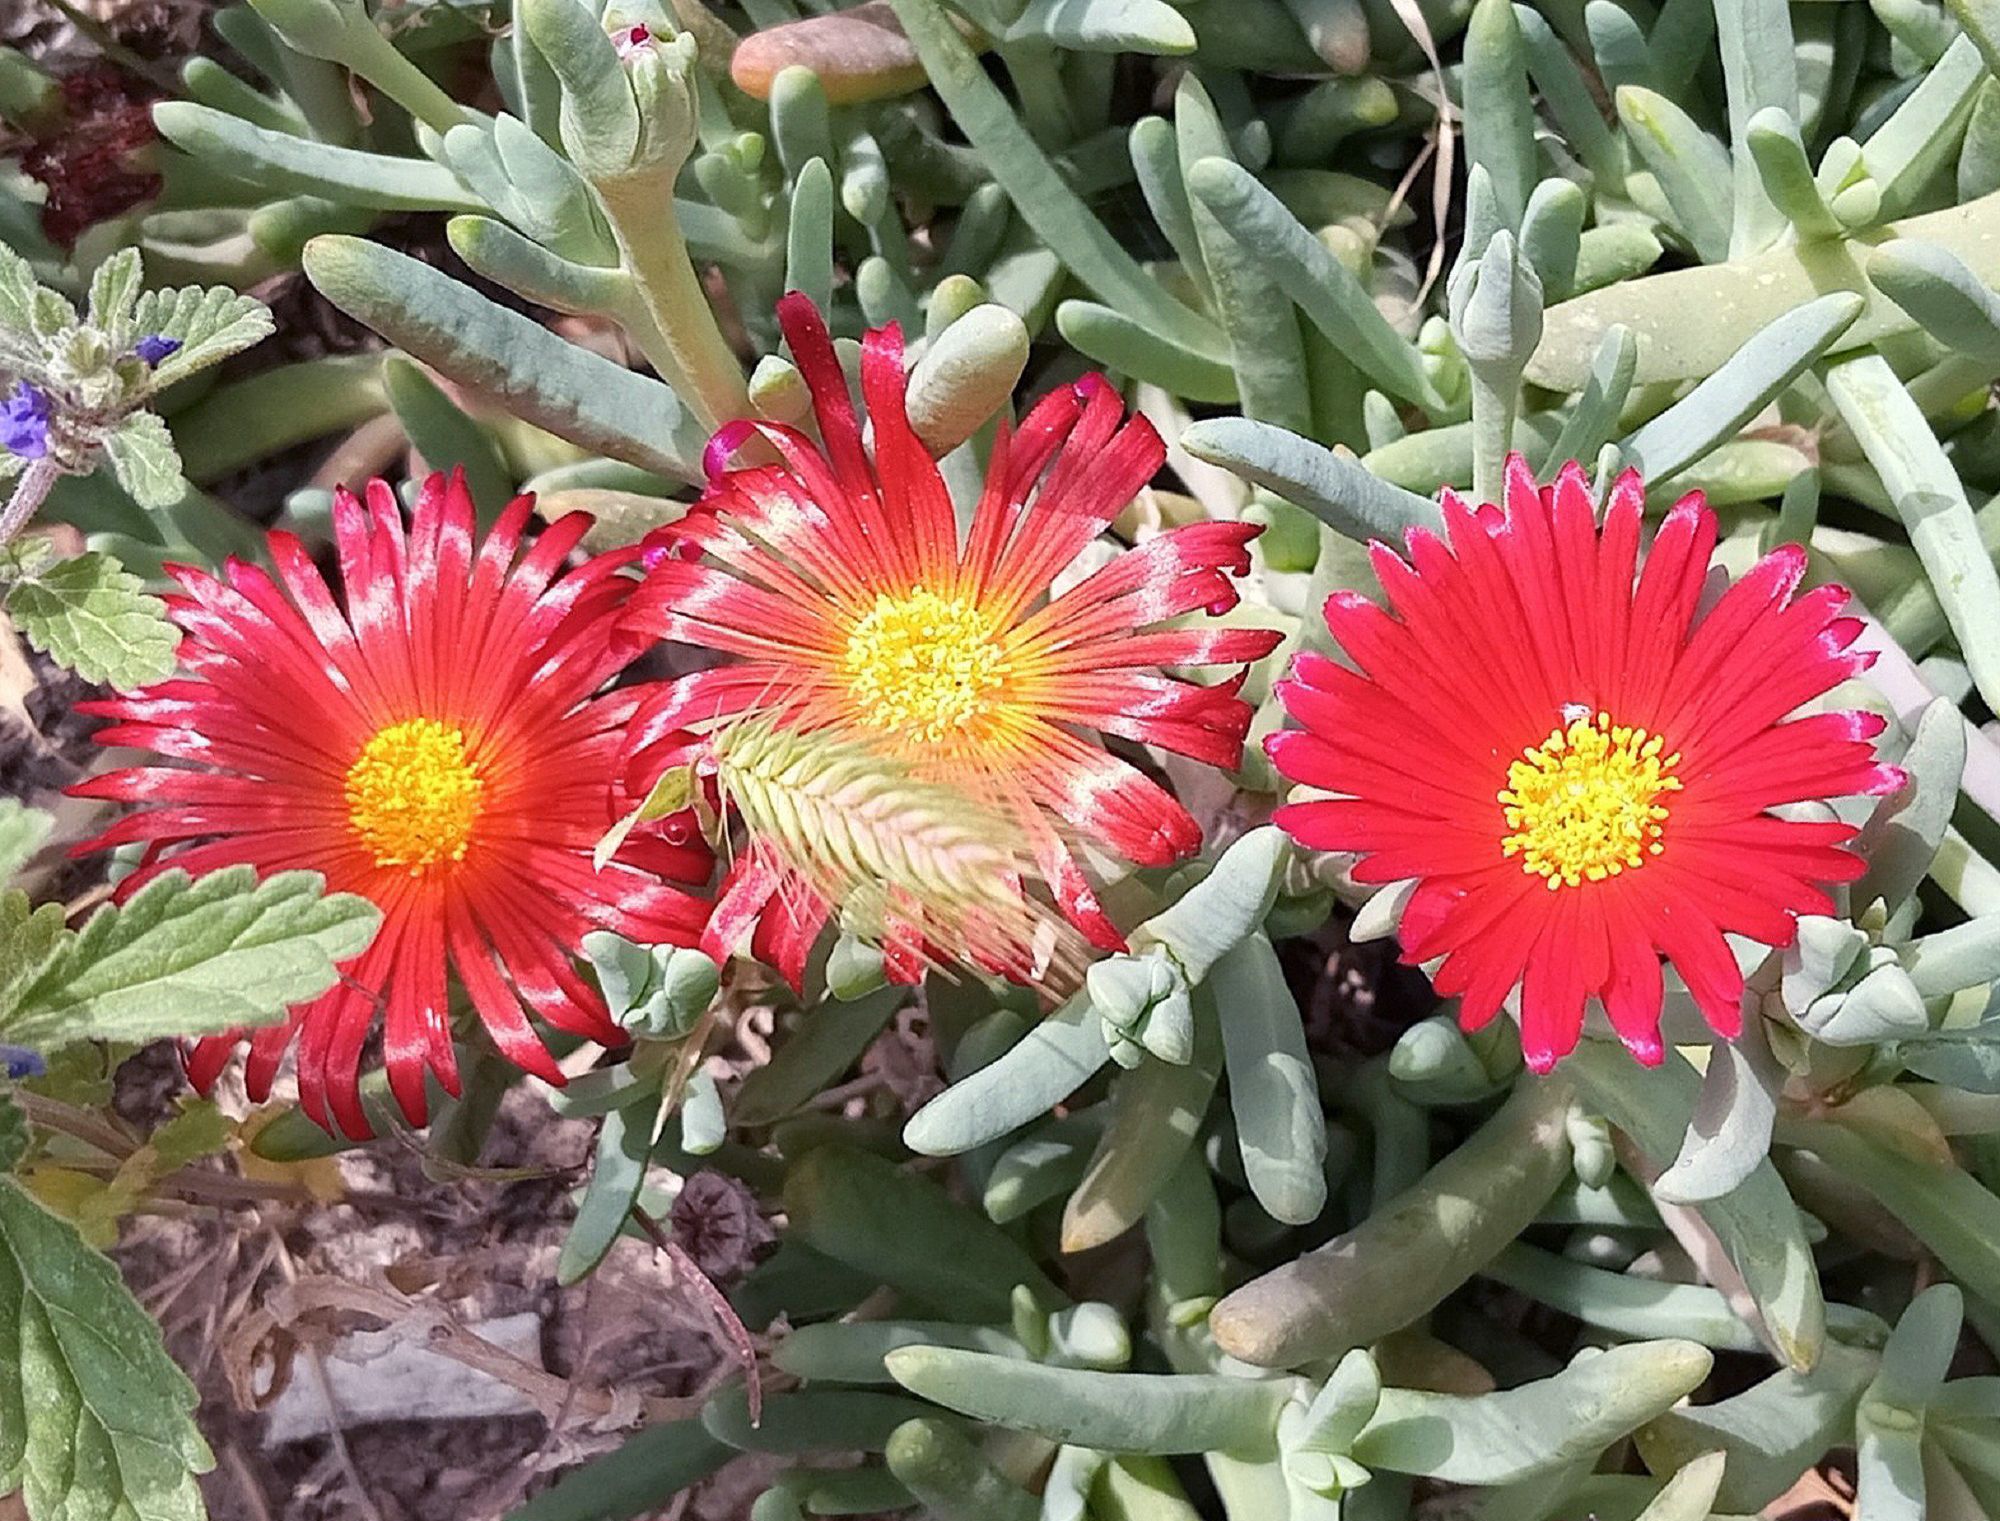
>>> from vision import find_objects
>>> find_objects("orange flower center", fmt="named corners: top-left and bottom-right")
top-left (344, 717), bottom-right (484, 873)
top-left (1498, 712), bottom-right (1682, 890)
top-left (842, 588), bottom-right (1008, 745)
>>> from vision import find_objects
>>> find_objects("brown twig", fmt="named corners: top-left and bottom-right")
top-left (632, 1205), bottom-right (764, 1427)
top-left (257, 1274), bottom-right (706, 1427)
top-left (268, 1235), bottom-right (391, 1521)
top-left (14, 1091), bottom-right (141, 1157)
top-left (220, 1444), bottom-right (276, 1521)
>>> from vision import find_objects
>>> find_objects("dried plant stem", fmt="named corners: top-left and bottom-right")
top-left (262, 1273), bottom-right (707, 1427)
top-left (14, 1090), bottom-right (141, 1157)
top-left (632, 1206), bottom-right (765, 1426)
top-left (268, 1237), bottom-right (391, 1521)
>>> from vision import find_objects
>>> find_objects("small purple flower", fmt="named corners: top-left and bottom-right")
top-left (0, 382), bottom-right (52, 460)
top-left (0, 1045), bottom-right (43, 1081)
top-left (133, 333), bottom-right (180, 367)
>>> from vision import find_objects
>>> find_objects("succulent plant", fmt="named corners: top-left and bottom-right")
top-left (16, 0), bottom-right (2000, 1517)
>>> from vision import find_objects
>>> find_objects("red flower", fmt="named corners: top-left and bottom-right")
top-left (1266, 457), bottom-right (1904, 1072)
top-left (619, 295), bottom-right (1282, 985)
top-left (73, 472), bottom-right (711, 1136)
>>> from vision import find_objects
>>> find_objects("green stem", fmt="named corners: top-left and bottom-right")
top-left (597, 174), bottom-right (752, 435)
top-left (1000, 44), bottom-right (1078, 150)
top-left (609, 283), bottom-right (698, 401)
top-left (1469, 369), bottom-right (1517, 504)
top-left (334, 12), bottom-right (476, 135)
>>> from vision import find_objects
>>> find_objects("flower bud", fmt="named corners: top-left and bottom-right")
top-left (1448, 229), bottom-right (1543, 378)
top-left (523, 0), bottom-right (697, 185)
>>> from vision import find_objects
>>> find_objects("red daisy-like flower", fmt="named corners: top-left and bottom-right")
top-left (1266, 456), bottom-right (1904, 1072)
top-left (619, 294), bottom-right (1283, 986)
top-left (73, 471), bottom-right (712, 1136)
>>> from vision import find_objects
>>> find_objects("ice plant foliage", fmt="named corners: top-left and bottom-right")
top-left (1266, 457), bottom-right (1904, 1072)
top-left (73, 471), bottom-right (711, 1136)
top-left (620, 294), bottom-right (1281, 982)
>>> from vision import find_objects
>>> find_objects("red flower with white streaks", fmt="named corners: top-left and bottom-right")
top-left (73, 471), bottom-right (712, 1136)
top-left (619, 294), bottom-right (1283, 986)
top-left (1266, 456), bottom-right (1904, 1072)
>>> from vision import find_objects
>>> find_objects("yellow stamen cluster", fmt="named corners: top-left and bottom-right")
top-left (1499, 711), bottom-right (1682, 890)
top-left (345, 717), bottom-right (484, 873)
top-left (842, 588), bottom-right (1008, 745)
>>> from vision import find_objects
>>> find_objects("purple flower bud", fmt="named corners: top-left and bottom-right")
top-left (0, 1045), bottom-right (44, 1081)
top-left (0, 382), bottom-right (52, 461)
top-left (133, 334), bottom-right (181, 367)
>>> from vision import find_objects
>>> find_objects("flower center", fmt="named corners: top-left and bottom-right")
top-left (344, 717), bottom-right (484, 873)
top-left (1498, 711), bottom-right (1682, 890)
top-left (842, 589), bottom-right (1007, 745)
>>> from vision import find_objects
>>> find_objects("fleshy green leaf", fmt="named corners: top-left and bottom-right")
top-left (558, 1093), bottom-right (662, 1286)
top-left (5, 551), bottom-right (179, 690)
top-left (1632, 1452), bottom-right (1728, 1521)
top-left (785, 1144), bottom-right (1065, 1318)
top-left (1635, 1341), bottom-right (1878, 1511)
top-left (1615, 86), bottom-right (1734, 263)
top-left (305, 236), bottom-right (707, 483)
top-left (1824, 352), bottom-right (2000, 719)
top-left (1180, 418), bottom-right (1443, 544)
top-left (1619, 291), bottom-right (1862, 485)
top-left (734, 987), bottom-right (903, 1127)
top-left (154, 101), bottom-right (484, 214)
top-left (885, 1417), bottom-right (1040, 1521)
top-left (883, 1348), bottom-right (1297, 1456)
top-left (1215, 935), bottom-right (1325, 1226)
top-left (0, 1177), bottom-right (213, 1521)
top-left (1210, 1079), bottom-right (1575, 1368)
top-left (882, 0), bottom-right (1224, 363)
top-left (1569, 1042), bottom-right (1825, 1372)
top-left (1, 867), bottom-right (380, 1050)
top-left (501, 1418), bottom-right (731, 1521)
top-left (1354, 1341), bottom-right (1714, 1484)
top-left (1652, 1037), bottom-right (1781, 1205)
top-left (1463, 0), bottom-right (1537, 229)
top-left (903, 990), bottom-right (1112, 1156)
top-left (1004, 0), bottom-right (1195, 54)
top-left (1853, 697), bottom-right (1965, 915)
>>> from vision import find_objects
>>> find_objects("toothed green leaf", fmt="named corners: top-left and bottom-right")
top-left (126, 283), bottom-right (274, 389)
top-left (0, 1178), bottom-right (213, 1521)
top-left (1, 867), bottom-right (379, 1049)
top-left (99, 413), bottom-right (185, 511)
top-left (5, 551), bottom-right (179, 690)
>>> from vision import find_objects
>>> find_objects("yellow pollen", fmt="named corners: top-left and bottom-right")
top-left (1498, 711), bottom-right (1682, 890)
top-left (344, 717), bottom-right (483, 873)
top-left (842, 588), bottom-right (1008, 745)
